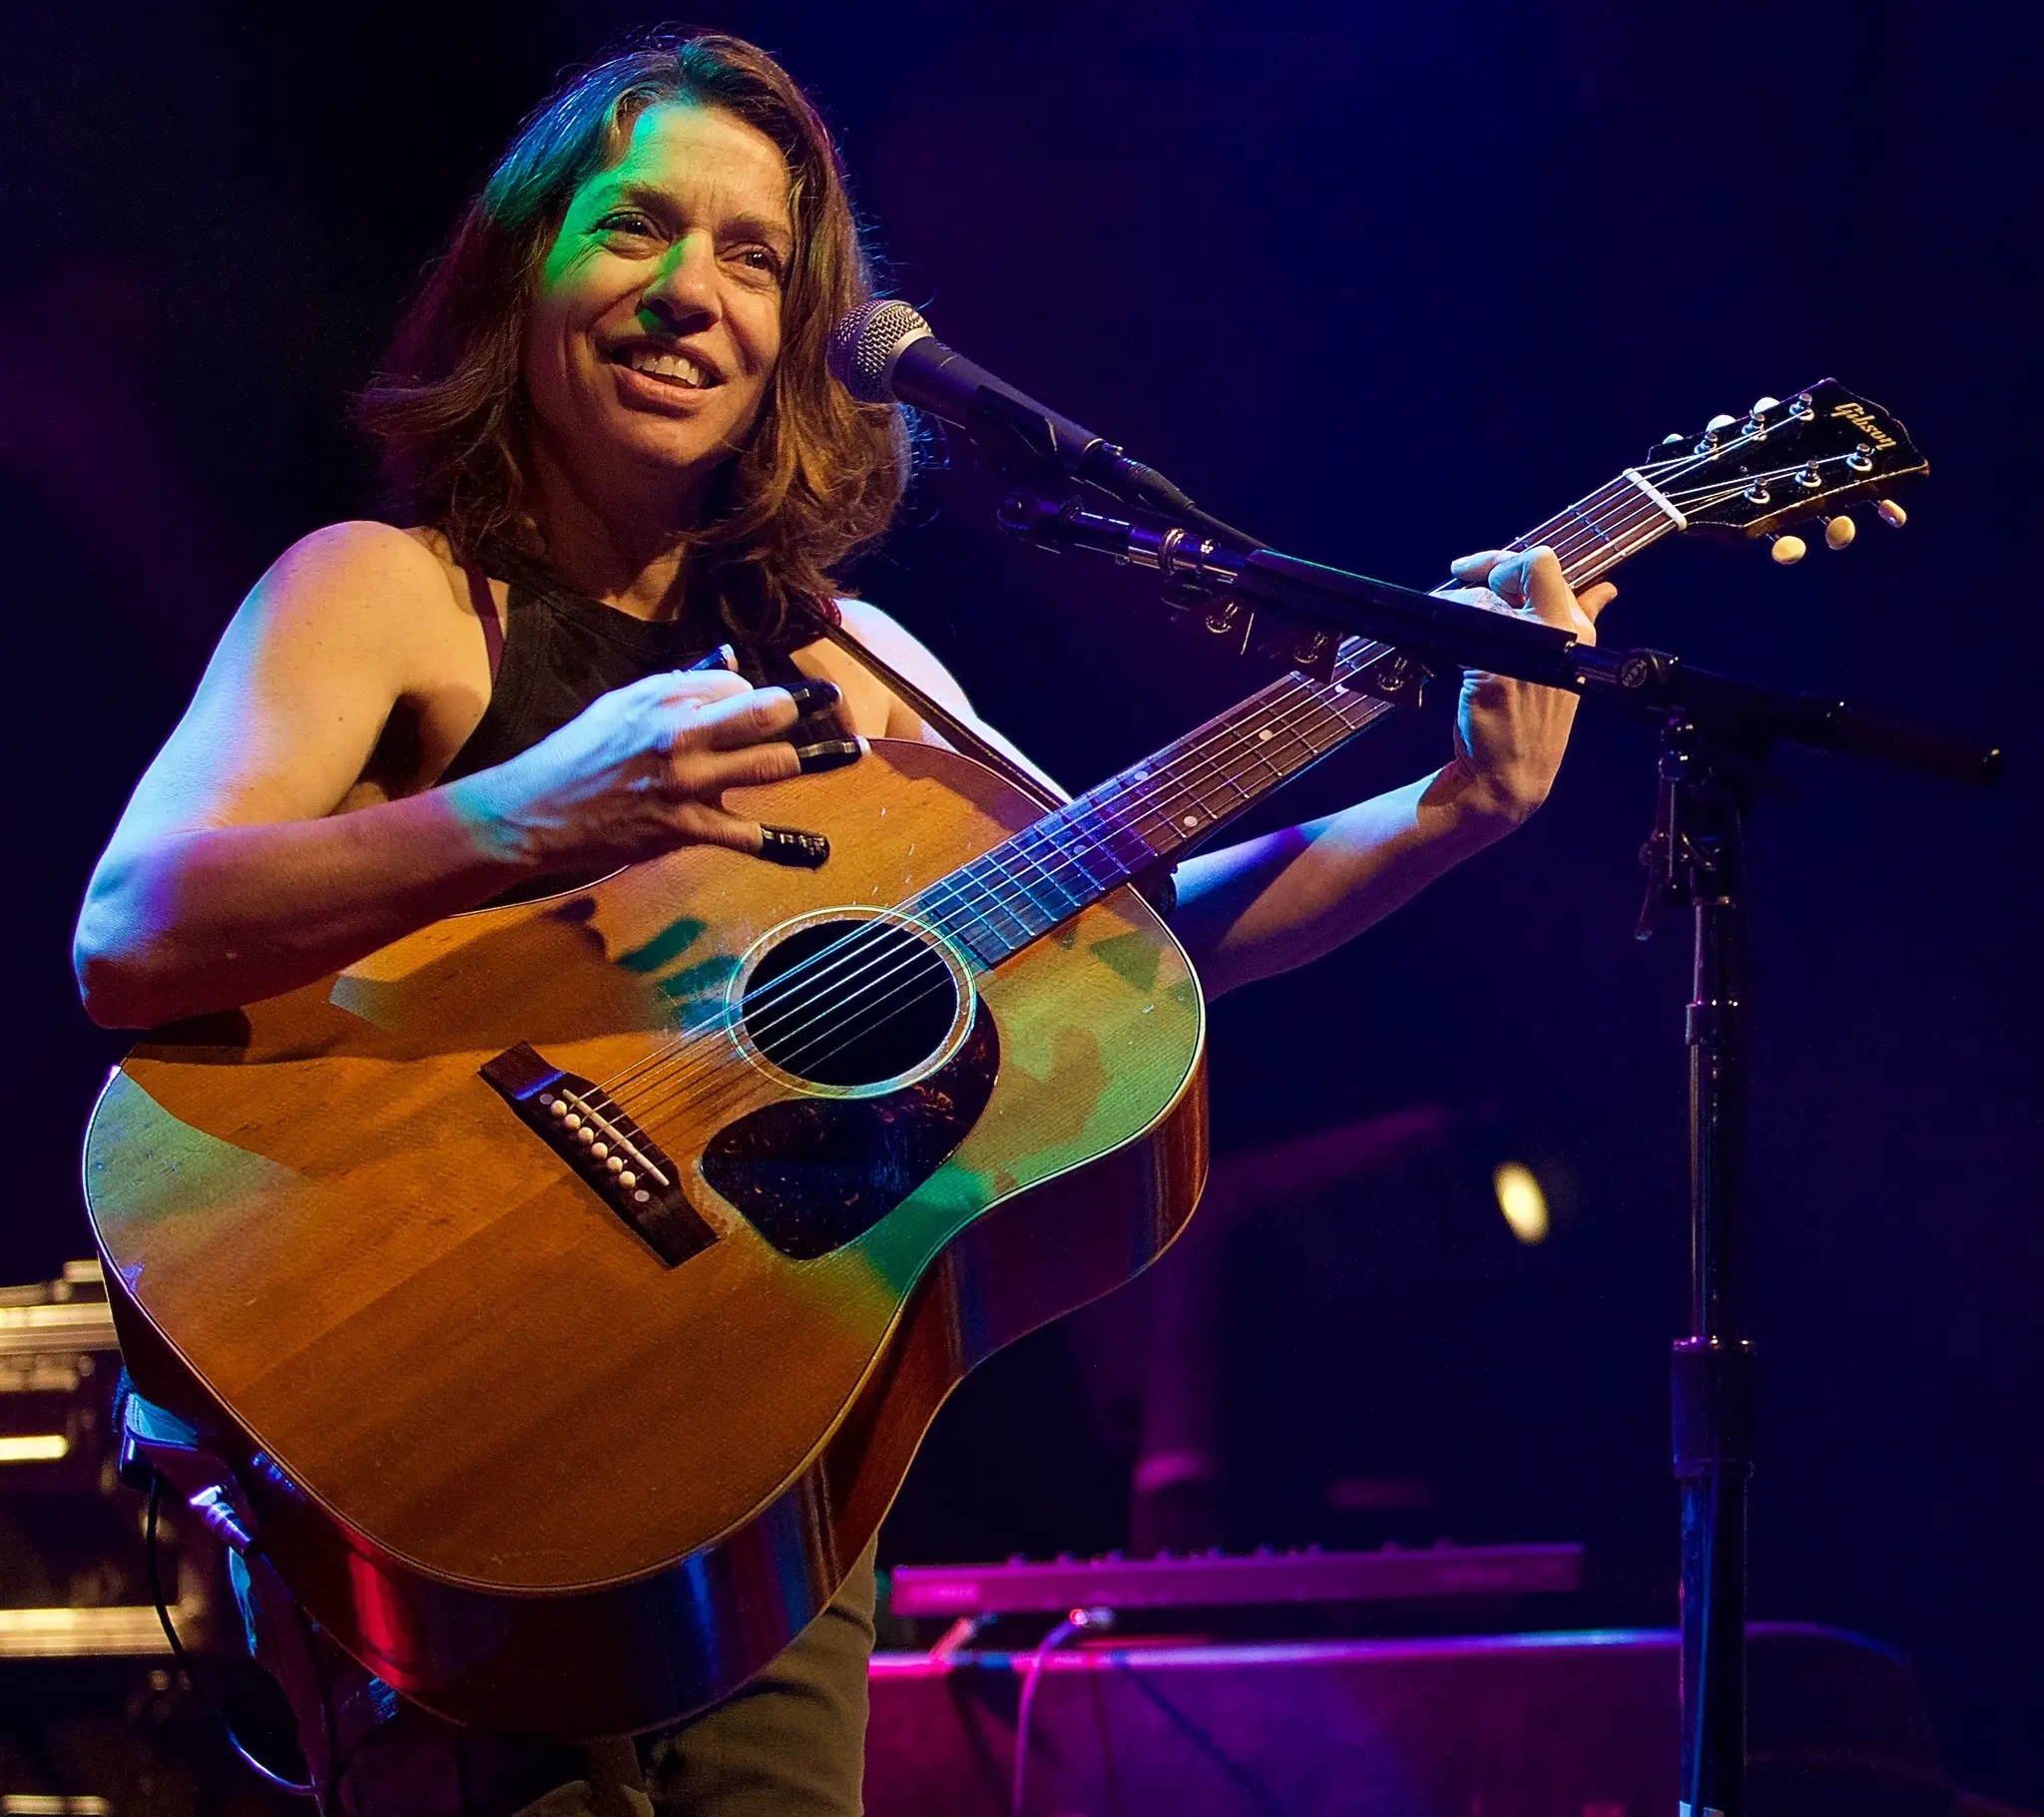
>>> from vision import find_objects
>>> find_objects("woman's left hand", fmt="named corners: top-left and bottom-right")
top-left (1433, 546), bottom-right (1618, 829)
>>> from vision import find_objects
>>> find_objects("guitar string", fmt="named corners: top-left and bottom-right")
top-left (613, 467), bottom-right (1723, 1127)
top-left (611, 467), bottom-right (1696, 1099)
top-left (596, 471), bottom-right (1672, 1105)
top-left (604, 427), bottom-right (1844, 1119)
top-left (614, 500), bottom-right (1657, 1127)
top-left (627, 441), bottom-right (1860, 1121)
top-left (607, 481), bottom-right (1701, 1125)
top-left (597, 448), bottom-right (1715, 1103)
top-left (677, 493), bottom-right (1711, 1094)
top-left (627, 440), bottom-right (1867, 1133)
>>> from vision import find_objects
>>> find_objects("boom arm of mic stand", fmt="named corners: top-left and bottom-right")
top-left (1002, 496), bottom-right (2002, 789)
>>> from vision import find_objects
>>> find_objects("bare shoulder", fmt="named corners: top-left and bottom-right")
top-left (208, 520), bottom-right (487, 708)
top-left (101, 522), bottom-right (484, 844)
top-left (249, 520), bottom-right (464, 638)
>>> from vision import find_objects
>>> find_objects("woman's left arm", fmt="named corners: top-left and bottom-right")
top-left (1170, 546), bottom-right (1616, 998)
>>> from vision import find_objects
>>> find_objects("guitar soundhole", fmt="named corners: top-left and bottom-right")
top-left (742, 918), bottom-right (959, 1089)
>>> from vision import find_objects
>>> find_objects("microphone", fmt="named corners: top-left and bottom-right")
top-left (828, 300), bottom-right (1240, 538)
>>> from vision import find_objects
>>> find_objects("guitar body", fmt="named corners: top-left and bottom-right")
top-left (83, 738), bottom-right (1208, 1738)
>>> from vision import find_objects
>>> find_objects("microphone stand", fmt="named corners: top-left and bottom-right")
top-left (998, 485), bottom-right (2001, 1817)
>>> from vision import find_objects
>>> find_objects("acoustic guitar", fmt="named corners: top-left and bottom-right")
top-left (83, 383), bottom-right (1923, 1738)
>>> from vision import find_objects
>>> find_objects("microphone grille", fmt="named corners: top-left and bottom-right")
top-left (827, 299), bottom-right (930, 402)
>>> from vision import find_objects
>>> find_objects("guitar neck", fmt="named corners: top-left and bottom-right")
top-left (914, 470), bottom-right (1683, 970)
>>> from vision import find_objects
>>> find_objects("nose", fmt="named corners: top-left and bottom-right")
top-left (639, 230), bottom-right (720, 334)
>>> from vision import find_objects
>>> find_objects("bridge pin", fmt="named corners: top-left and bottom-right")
top-left (563, 1113), bottom-right (581, 1130)
top-left (607, 1155), bottom-right (625, 1173)
top-left (619, 1171), bottom-right (637, 1189)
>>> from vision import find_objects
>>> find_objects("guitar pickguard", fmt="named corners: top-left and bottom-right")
top-left (702, 997), bottom-right (1000, 1261)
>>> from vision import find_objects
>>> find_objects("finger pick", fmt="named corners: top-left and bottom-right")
top-left (758, 826), bottom-right (831, 868)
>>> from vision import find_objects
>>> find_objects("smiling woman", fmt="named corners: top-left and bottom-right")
top-left (71, 20), bottom-right (1626, 1817)
top-left (358, 30), bottom-right (910, 649)
top-left (523, 106), bottom-right (795, 541)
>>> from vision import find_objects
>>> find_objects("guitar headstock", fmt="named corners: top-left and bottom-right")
top-left (1640, 379), bottom-right (1927, 563)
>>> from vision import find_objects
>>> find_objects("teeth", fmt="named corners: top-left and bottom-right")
top-left (624, 349), bottom-right (708, 386)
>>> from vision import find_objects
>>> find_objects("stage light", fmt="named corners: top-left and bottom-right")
top-left (0, 1433), bottom-right (70, 1463)
top-left (1493, 1161), bottom-right (1549, 1244)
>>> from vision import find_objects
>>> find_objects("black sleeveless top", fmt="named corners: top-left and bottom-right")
top-left (437, 540), bottom-right (816, 784)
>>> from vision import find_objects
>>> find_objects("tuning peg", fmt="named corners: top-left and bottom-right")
top-left (1706, 413), bottom-right (1739, 433)
top-left (1876, 498), bottom-right (1908, 528)
top-left (1769, 534), bottom-right (1808, 565)
top-left (1752, 395), bottom-right (1782, 414)
top-left (1823, 515), bottom-right (1856, 550)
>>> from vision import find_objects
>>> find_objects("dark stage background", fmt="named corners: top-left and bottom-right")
top-left (5, 0), bottom-right (2038, 1802)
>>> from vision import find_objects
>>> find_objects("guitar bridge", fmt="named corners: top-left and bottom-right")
top-left (480, 1043), bottom-right (714, 1268)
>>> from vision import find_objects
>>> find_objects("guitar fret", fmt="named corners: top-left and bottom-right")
top-left (1515, 473), bottom-right (1669, 590)
top-left (1010, 825), bottom-right (1086, 917)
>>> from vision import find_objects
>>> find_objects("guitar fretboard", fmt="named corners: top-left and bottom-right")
top-left (913, 469), bottom-right (1681, 970)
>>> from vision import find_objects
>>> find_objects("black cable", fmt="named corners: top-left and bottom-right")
top-left (1175, 500), bottom-right (1263, 556)
top-left (1010, 1605), bottom-right (1114, 1817)
top-left (146, 1475), bottom-right (317, 1797)
top-left (269, 1538), bottom-right (346, 1814)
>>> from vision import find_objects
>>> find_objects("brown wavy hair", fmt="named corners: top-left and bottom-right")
top-left (356, 29), bottom-right (910, 645)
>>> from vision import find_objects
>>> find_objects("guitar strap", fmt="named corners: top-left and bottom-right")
top-left (815, 612), bottom-right (1179, 917)
top-left (815, 616), bottom-right (1067, 809)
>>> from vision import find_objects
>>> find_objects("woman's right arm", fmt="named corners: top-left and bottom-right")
top-left (74, 523), bottom-right (829, 1029)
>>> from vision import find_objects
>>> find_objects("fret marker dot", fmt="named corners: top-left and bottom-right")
top-left (1259, 728), bottom-right (1274, 741)
top-left (1182, 813), bottom-right (1201, 829)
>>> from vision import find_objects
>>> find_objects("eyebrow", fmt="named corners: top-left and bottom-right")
top-left (595, 180), bottom-right (793, 250)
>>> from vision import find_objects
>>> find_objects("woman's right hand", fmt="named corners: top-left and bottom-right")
top-left (452, 670), bottom-right (861, 872)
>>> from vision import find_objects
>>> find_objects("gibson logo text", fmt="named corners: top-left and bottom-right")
top-left (1829, 401), bottom-right (1895, 451)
